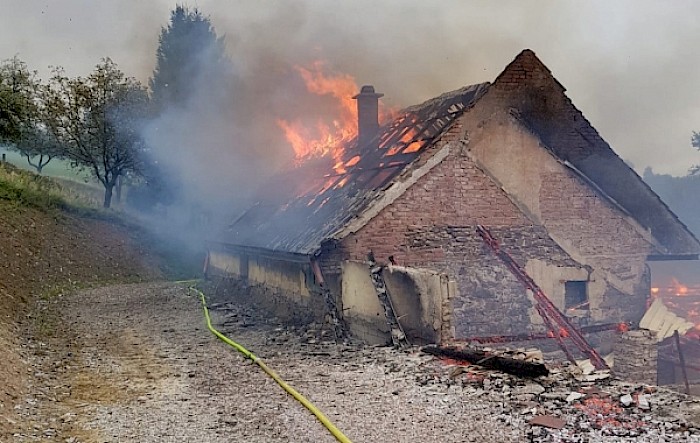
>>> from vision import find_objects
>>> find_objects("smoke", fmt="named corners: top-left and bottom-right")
top-left (127, 1), bottom-right (544, 218)
top-left (3, 0), bottom-right (700, 210)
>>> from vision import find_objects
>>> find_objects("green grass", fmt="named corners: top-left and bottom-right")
top-left (0, 146), bottom-right (91, 181)
top-left (0, 161), bottom-right (113, 221)
top-left (0, 162), bottom-right (69, 210)
top-left (0, 160), bottom-right (204, 282)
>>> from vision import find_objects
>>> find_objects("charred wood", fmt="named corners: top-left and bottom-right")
top-left (310, 260), bottom-right (347, 342)
top-left (368, 251), bottom-right (410, 349)
top-left (673, 330), bottom-right (690, 395)
top-left (458, 322), bottom-right (629, 344)
top-left (422, 345), bottom-right (550, 378)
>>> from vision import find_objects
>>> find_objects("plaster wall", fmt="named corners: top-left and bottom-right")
top-left (209, 250), bottom-right (241, 276)
top-left (248, 256), bottom-right (311, 299)
top-left (463, 111), bottom-right (653, 325)
top-left (340, 261), bottom-right (446, 345)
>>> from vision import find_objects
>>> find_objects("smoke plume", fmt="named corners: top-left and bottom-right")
top-left (3, 0), bottom-right (700, 214)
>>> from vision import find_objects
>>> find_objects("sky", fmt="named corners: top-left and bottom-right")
top-left (1, 0), bottom-right (699, 178)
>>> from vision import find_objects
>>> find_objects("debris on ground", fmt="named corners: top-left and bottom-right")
top-left (10, 282), bottom-right (700, 442)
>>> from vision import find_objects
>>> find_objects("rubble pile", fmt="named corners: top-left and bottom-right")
top-left (15, 282), bottom-right (700, 442)
top-left (416, 349), bottom-right (700, 442)
top-left (208, 289), bottom-right (700, 442)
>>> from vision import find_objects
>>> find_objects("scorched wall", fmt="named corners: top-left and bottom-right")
top-left (318, 120), bottom-right (584, 340)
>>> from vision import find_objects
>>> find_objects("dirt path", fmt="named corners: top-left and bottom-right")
top-left (12, 282), bottom-right (519, 442)
top-left (10, 281), bottom-right (700, 442)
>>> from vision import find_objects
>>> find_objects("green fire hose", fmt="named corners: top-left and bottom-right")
top-left (184, 283), bottom-right (353, 443)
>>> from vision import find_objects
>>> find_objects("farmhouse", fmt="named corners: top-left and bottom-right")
top-left (208, 49), bottom-right (700, 349)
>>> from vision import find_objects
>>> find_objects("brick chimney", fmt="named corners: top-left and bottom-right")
top-left (353, 85), bottom-right (384, 148)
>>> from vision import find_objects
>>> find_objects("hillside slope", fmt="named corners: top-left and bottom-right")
top-left (0, 164), bottom-right (166, 437)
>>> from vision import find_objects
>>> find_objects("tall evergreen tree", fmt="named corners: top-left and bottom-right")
top-left (149, 5), bottom-right (227, 111)
top-left (131, 5), bottom-right (230, 211)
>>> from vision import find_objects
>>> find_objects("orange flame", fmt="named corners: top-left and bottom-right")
top-left (671, 278), bottom-right (689, 296)
top-left (650, 276), bottom-right (700, 330)
top-left (277, 61), bottom-right (358, 172)
top-left (277, 61), bottom-right (397, 175)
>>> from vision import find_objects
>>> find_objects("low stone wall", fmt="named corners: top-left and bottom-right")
top-left (614, 329), bottom-right (658, 385)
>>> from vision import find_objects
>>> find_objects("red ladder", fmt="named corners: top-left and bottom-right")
top-left (476, 225), bottom-right (609, 370)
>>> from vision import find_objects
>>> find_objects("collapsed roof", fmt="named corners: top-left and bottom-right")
top-left (223, 82), bottom-right (489, 255)
top-left (221, 50), bottom-right (700, 258)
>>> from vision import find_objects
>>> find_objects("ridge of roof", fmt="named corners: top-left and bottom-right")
top-left (494, 50), bottom-right (700, 254)
top-left (220, 48), bottom-right (700, 257)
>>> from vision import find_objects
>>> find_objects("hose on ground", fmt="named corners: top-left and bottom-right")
top-left (187, 285), bottom-right (354, 443)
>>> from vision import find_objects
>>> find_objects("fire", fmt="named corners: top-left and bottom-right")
top-left (651, 277), bottom-right (697, 298)
top-left (650, 276), bottom-right (700, 330)
top-left (573, 396), bottom-right (645, 429)
top-left (672, 278), bottom-right (689, 296)
top-left (277, 61), bottom-right (396, 174)
top-left (276, 61), bottom-right (359, 173)
top-left (344, 155), bottom-right (360, 168)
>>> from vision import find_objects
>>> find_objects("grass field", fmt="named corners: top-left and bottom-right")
top-left (0, 146), bottom-right (93, 182)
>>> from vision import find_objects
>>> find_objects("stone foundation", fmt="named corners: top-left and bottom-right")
top-left (614, 329), bottom-right (658, 385)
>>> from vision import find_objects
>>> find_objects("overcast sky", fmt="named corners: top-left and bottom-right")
top-left (1, 0), bottom-right (699, 176)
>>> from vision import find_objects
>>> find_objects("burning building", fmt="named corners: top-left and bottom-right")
top-left (207, 49), bottom-right (700, 349)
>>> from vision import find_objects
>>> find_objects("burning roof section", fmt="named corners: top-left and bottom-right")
top-left (223, 83), bottom-right (490, 255)
top-left (223, 49), bottom-right (700, 258)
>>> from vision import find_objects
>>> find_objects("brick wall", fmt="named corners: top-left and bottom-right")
top-left (318, 50), bottom-right (660, 342)
top-left (318, 130), bottom-right (580, 339)
top-left (539, 169), bottom-right (651, 323)
top-left (489, 49), bottom-right (695, 254)
top-left (482, 50), bottom-right (656, 325)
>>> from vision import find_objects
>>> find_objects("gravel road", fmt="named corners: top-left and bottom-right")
top-left (10, 281), bottom-right (700, 442)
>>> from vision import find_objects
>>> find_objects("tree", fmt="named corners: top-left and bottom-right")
top-left (133, 5), bottom-right (229, 209)
top-left (0, 56), bottom-right (37, 145)
top-left (16, 126), bottom-right (63, 174)
top-left (0, 57), bottom-right (65, 173)
top-left (691, 132), bottom-right (700, 175)
top-left (44, 59), bottom-right (148, 208)
top-left (149, 5), bottom-right (227, 111)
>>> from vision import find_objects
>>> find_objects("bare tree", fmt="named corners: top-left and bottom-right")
top-left (44, 59), bottom-right (148, 207)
